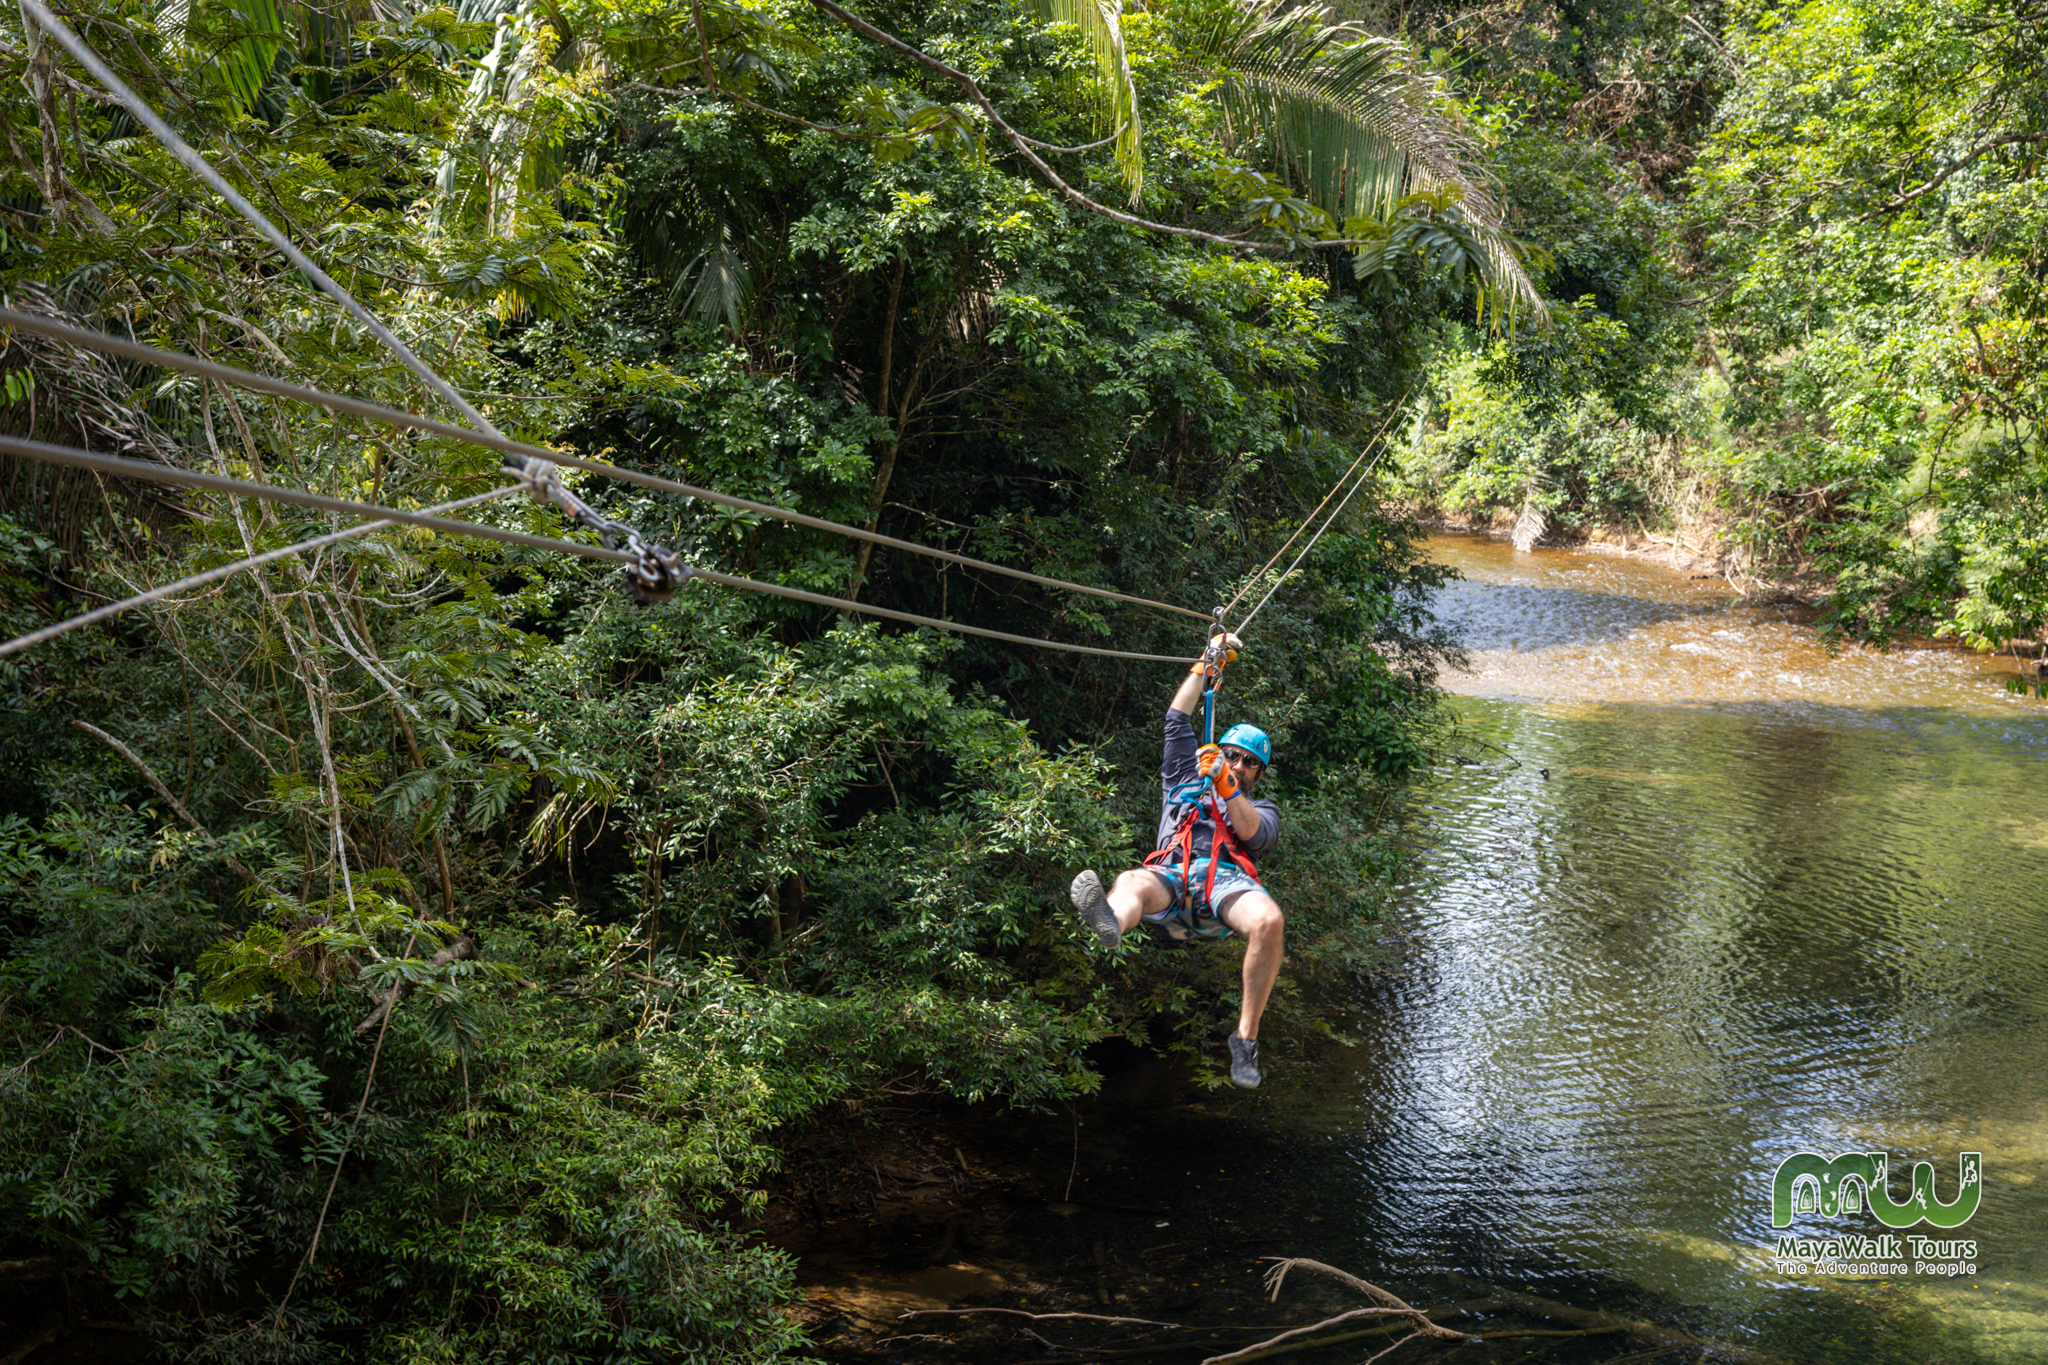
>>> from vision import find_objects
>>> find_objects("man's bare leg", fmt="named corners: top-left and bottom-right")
top-left (1219, 891), bottom-right (1284, 1042)
top-left (1106, 868), bottom-right (1170, 933)
top-left (1070, 867), bottom-right (1171, 948)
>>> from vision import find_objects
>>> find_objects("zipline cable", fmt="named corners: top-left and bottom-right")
top-left (15, 0), bottom-right (504, 442)
top-left (0, 487), bottom-right (516, 660)
top-left (12, 0), bottom-right (1394, 659)
top-left (10, 5), bottom-right (707, 612)
top-left (0, 14), bottom-right (1201, 629)
top-left (0, 309), bottom-right (1215, 626)
top-left (1216, 397), bottom-right (1408, 625)
top-left (0, 437), bottom-right (1198, 665)
top-left (1232, 441), bottom-right (1392, 639)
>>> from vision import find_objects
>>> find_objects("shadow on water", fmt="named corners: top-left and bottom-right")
top-left (1428, 574), bottom-right (1724, 653)
top-left (799, 534), bottom-right (2048, 1365)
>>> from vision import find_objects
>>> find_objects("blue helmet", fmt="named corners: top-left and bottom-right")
top-left (1218, 723), bottom-right (1271, 768)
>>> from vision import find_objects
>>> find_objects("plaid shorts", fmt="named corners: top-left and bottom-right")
top-left (1143, 856), bottom-right (1263, 942)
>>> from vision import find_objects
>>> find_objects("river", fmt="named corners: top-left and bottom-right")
top-left (1250, 533), bottom-right (2048, 1363)
top-left (803, 532), bottom-right (2048, 1364)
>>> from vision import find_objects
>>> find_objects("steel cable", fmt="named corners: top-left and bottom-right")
top-left (13, 0), bottom-right (1394, 669)
top-left (1231, 442), bottom-right (1392, 639)
top-left (0, 9), bottom-right (1205, 632)
top-left (0, 487), bottom-right (516, 660)
top-left (0, 309), bottom-right (1214, 626)
top-left (16, 0), bottom-right (504, 442)
top-left (1215, 398), bottom-right (1408, 626)
top-left (0, 437), bottom-right (1198, 665)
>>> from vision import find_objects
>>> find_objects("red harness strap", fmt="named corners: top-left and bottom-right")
top-left (1143, 792), bottom-right (1261, 919)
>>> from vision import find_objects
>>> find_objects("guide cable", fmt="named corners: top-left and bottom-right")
top-left (0, 437), bottom-right (1199, 665)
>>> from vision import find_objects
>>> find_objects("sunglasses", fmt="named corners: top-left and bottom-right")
top-left (1220, 746), bottom-right (1263, 771)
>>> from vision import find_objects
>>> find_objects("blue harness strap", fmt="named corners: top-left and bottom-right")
top-left (1164, 684), bottom-right (1221, 808)
top-left (1145, 790), bottom-right (1261, 925)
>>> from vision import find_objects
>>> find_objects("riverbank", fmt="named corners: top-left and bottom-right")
top-left (1407, 504), bottom-right (1788, 587)
top-left (774, 533), bottom-right (2048, 1365)
top-left (1417, 518), bottom-right (2048, 694)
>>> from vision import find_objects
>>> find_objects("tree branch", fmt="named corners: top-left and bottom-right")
top-left (806, 0), bottom-right (1266, 251)
top-left (69, 718), bottom-right (270, 891)
top-left (353, 935), bottom-right (478, 1035)
top-left (1019, 126), bottom-right (1124, 153)
top-left (1861, 132), bottom-right (2048, 219)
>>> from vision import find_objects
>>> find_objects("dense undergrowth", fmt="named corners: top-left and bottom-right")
top-left (0, 0), bottom-right (1469, 1357)
top-left (1383, 0), bottom-right (2048, 668)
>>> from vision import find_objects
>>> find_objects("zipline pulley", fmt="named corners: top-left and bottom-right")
top-left (507, 455), bottom-right (689, 603)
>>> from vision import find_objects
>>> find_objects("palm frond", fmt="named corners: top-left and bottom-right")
top-left (624, 174), bottom-right (756, 334)
top-left (1191, 1), bottom-right (1544, 322)
top-left (678, 225), bottom-right (751, 335)
top-left (1026, 0), bottom-right (1142, 202)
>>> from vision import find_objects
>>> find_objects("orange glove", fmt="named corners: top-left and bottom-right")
top-left (1189, 632), bottom-right (1243, 677)
top-left (1196, 744), bottom-right (1240, 801)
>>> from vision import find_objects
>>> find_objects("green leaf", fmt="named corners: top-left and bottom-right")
top-left (1026, 0), bottom-right (1143, 201)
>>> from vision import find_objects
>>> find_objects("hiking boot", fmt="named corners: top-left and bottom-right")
top-left (1227, 1032), bottom-right (1261, 1089)
top-left (1069, 870), bottom-right (1121, 951)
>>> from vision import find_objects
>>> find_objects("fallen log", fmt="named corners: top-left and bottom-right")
top-left (1448, 1274), bottom-right (1800, 1365)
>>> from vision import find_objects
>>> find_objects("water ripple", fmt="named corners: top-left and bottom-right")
top-left (1255, 537), bottom-right (2048, 1355)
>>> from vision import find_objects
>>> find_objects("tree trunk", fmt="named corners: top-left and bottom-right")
top-left (846, 255), bottom-right (908, 601)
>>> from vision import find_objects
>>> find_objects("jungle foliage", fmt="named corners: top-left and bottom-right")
top-left (1690, 0), bottom-right (2048, 651)
top-left (9, 0), bottom-right (2035, 1356)
top-left (0, 0), bottom-right (1473, 1357)
top-left (1381, 0), bottom-right (2048, 663)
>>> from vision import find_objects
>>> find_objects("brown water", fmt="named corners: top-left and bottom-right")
top-left (1426, 532), bottom-right (2035, 710)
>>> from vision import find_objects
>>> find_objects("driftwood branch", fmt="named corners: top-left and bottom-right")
top-left (899, 1307), bottom-right (1183, 1329)
top-left (1209, 1260), bottom-right (1632, 1365)
top-left (1261, 1259), bottom-right (1470, 1342)
top-left (1448, 1276), bottom-right (1799, 1365)
top-left (1201, 1308), bottom-right (1444, 1365)
top-left (891, 1258), bottom-right (1782, 1365)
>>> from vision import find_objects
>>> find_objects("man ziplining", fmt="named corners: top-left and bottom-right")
top-left (1069, 635), bottom-right (1282, 1089)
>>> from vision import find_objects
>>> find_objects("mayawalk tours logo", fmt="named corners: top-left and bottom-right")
top-left (1767, 1151), bottom-right (1982, 1278)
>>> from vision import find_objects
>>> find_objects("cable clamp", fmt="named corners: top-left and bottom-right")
top-left (509, 455), bottom-right (614, 538)
top-left (620, 530), bottom-right (690, 603)
top-left (505, 454), bottom-right (567, 509)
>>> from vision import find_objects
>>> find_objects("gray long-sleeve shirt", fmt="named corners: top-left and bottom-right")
top-left (1155, 708), bottom-right (1279, 862)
